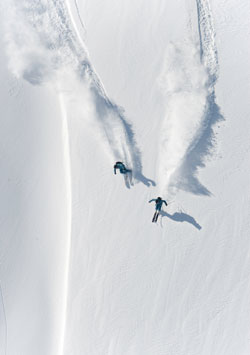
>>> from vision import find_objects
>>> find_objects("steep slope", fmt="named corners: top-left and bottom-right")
top-left (64, 0), bottom-right (250, 354)
top-left (0, 0), bottom-right (250, 354)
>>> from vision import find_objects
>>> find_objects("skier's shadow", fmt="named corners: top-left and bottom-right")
top-left (123, 171), bottom-right (155, 189)
top-left (135, 172), bottom-right (156, 187)
top-left (161, 211), bottom-right (202, 230)
top-left (123, 171), bottom-right (133, 189)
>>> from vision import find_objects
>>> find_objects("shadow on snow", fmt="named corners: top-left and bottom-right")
top-left (91, 87), bottom-right (156, 188)
top-left (161, 211), bottom-right (202, 230)
top-left (177, 90), bottom-right (223, 196)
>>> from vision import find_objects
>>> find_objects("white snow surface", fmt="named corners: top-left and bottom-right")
top-left (0, 0), bottom-right (250, 354)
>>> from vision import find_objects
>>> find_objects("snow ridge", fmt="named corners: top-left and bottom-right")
top-left (2, 1), bottom-right (150, 353)
top-left (158, 0), bottom-right (222, 197)
top-left (0, 282), bottom-right (7, 355)
top-left (58, 93), bottom-right (72, 355)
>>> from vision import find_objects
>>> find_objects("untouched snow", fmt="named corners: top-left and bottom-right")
top-left (0, 0), bottom-right (250, 354)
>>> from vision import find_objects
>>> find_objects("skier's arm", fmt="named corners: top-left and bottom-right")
top-left (114, 167), bottom-right (116, 174)
top-left (148, 199), bottom-right (156, 203)
top-left (163, 200), bottom-right (168, 206)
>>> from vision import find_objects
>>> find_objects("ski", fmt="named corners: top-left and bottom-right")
top-left (152, 211), bottom-right (160, 223)
top-left (152, 212), bottom-right (157, 223)
top-left (149, 197), bottom-right (167, 223)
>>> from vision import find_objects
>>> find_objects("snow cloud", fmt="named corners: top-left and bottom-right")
top-left (158, 0), bottom-right (222, 198)
top-left (158, 41), bottom-right (210, 196)
top-left (3, 0), bottom-right (151, 187)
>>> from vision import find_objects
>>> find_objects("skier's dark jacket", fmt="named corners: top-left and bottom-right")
top-left (149, 198), bottom-right (168, 211)
top-left (114, 162), bottom-right (127, 174)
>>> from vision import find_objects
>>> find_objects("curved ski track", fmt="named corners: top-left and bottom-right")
top-left (159, 0), bottom-right (222, 197)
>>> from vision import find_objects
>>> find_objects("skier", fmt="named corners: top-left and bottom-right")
top-left (149, 197), bottom-right (168, 223)
top-left (114, 161), bottom-right (130, 175)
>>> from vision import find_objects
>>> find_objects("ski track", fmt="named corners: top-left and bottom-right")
top-left (158, 40), bottom-right (210, 197)
top-left (159, 0), bottom-right (223, 198)
top-left (72, 0), bottom-right (87, 36)
top-left (2, 1), bottom-right (151, 354)
top-left (196, 0), bottom-right (218, 80)
top-left (58, 93), bottom-right (72, 355)
top-left (3, 0), bottom-right (150, 187)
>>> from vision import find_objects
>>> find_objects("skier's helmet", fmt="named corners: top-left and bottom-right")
top-left (156, 197), bottom-right (162, 203)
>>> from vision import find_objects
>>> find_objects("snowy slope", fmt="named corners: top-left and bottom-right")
top-left (63, 1), bottom-right (250, 354)
top-left (0, 3), bottom-right (72, 353)
top-left (0, 0), bottom-right (250, 354)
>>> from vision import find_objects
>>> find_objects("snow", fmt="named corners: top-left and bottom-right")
top-left (0, 0), bottom-right (250, 354)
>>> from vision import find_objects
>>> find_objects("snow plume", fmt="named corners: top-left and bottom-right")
top-left (3, 0), bottom-right (87, 83)
top-left (158, 0), bottom-right (222, 197)
top-left (3, 0), bottom-right (147, 185)
top-left (158, 41), bottom-right (210, 196)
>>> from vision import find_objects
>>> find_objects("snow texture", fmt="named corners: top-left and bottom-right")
top-left (1, 0), bottom-right (250, 354)
top-left (158, 0), bottom-right (222, 197)
top-left (4, 0), bottom-right (152, 188)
